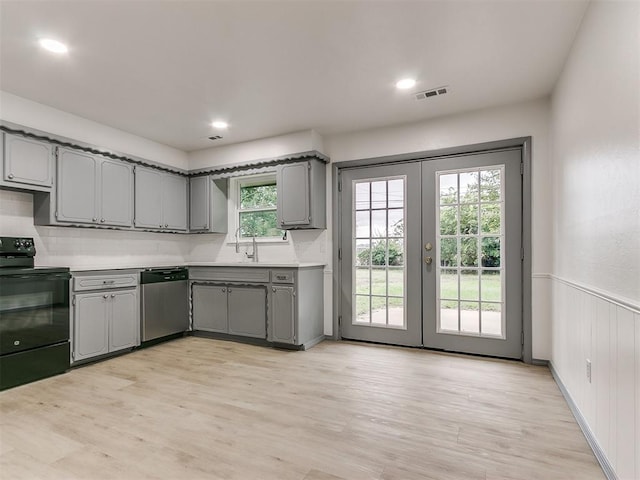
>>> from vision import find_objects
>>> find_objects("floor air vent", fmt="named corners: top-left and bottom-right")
top-left (415, 86), bottom-right (448, 100)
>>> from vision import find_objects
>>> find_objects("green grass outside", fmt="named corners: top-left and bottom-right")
top-left (355, 270), bottom-right (501, 317)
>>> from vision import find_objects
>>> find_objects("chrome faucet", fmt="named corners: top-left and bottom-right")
top-left (246, 236), bottom-right (258, 262)
top-left (234, 227), bottom-right (241, 254)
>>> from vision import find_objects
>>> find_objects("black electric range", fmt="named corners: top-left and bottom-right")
top-left (0, 236), bottom-right (71, 390)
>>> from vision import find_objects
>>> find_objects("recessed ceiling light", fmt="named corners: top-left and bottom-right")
top-left (211, 121), bottom-right (228, 129)
top-left (39, 38), bottom-right (68, 54)
top-left (396, 78), bottom-right (416, 90)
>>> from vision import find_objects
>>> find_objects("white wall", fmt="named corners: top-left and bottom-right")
top-left (189, 129), bottom-right (325, 171)
top-left (0, 92), bottom-right (188, 170)
top-left (0, 92), bottom-right (190, 269)
top-left (325, 98), bottom-right (553, 358)
top-left (549, 2), bottom-right (640, 479)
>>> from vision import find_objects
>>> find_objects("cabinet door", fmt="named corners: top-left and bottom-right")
top-left (57, 149), bottom-right (99, 224)
top-left (74, 293), bottom-right (109, 361)
top-left (163, 173), bottom-right (188, 231)
top-left (192, 284), bottom-right (228, 333)
top-left (3, 134), bottom-right (54, 188)
top-left (272, 286), bottom-right (295, 344)
top-left (189, 176), bottom-right (210, 231)
top-left (134, 166), bottom-right (163, 228)
top-left (228, 286), bottom-right (266, 338)
top-left (109, 290), bottom-right (138, 352)
top-left (100, 158), bottom-right (133, 227)
top-left (277, 162), bottom-right (310, 227)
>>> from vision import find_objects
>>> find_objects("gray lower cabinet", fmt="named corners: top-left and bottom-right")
top-left (189, 176), bottom-right (228, 233)
top-left (192, 284), bottom-right (228, 333)
top-left (228, 286), bottom-right (267, 338)
top-left (54, 147), bottom-right (133, 226)
top-left (192, 283), bottom-right (267, 339)
top-left (73, 289), bottom-right (138, 362)
top-left (268, 267), bottom-right (324, 347)
top-left (72, 270), bottom-right (139, 363)
top-left (1, 132), bottom-right (54, 190)
top-left (277, 159), bottom-right (326, 229)
top-left (135, 166), bottom-right (187, 231)
top-left (190, 266), bottom-right (324, 349)
top-left (271, 286), bottom-right (295, 343)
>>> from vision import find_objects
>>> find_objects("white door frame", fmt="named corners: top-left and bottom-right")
top-left (332, 137), bottom-right (533, 363)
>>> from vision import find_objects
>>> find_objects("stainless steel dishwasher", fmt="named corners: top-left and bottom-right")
top-left (140, 267), bottom-right (189, 343)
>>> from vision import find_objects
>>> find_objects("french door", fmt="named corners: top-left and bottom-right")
top-left (339, 163), bottom-right (422, 346)
top-left (339, 148), bottom-right (523, 359)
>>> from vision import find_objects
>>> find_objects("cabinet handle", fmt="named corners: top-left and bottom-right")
top-left (221, 288), bottom-right (226, 293)
top-left (165, 224), bottom-right (168, 228)
top-left (227, 288), bottom-right (232, 293)
top-left (93, 217), bottom-right (98, 222)
top-left (103, 280), bottom-right (115, 284)
top-left (8, 173), bottom-right (14, 179)
top-left (103, 294), bottom-right (108, 299)
top-left (111, 294), bottom-right (115, 298)
top-left (159, 224), bottom-right (163, 228)
top-left (100, 218), bottom-right (105, 223)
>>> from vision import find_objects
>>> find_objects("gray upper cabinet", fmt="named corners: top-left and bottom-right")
top-left (56, 148), bottom-right (133, 226)
top-left (1, 133), bottom-right (54, 190)
top-left (163, 173), bottom-right (188, 231)
top-left (189, 176), bottom-right (228, 233)
top-left (135, 166), bottom-right (187, 231)
top-left (100, 159), bottom-right (134, 226)
top-left (277, 159), bottom-right (326, 229)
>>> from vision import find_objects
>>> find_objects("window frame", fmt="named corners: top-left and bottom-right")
top-left (229, 172), bottom-right (286, 242)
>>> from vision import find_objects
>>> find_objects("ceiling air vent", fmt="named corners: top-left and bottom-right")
top-left (208, 135), bottom-right (223, 141)
top-left (415, 86), bottom-right (448, 100)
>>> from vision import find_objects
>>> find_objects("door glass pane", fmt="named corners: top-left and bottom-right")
top-left (355, 183), bottom-right (370, 210)
top-left (481, 204), bottom-right (501, 234)
top-left (459, 270), bottom-right (479, 301)
top-left (371, 181), bottom-right (386, 209)
top-left (439, 173), bottom-right (458, 204)
top-left (388, 209), bottom-right (403, 237)
top-left (439, 206), bottom-right (457, 235)
top-left (481, 270), bottom-right (501, 302)
top-left (355, 239), bottom-right (370, 266)
top-left (352, 177), bottom-right (407, 329)
top-left (436, 167), bottom-right (505, 338)
top-left (480, 169), bottom-right (501, 201)
top-left (481, 303), bottom-right (502, 336)
top-left (440, 238), bottom-right (458, 267)
top-left (371, 210), bottom-right (387, 237)
top-left (459, 204), bottom-right (478, 234)
top-left (355, 211), bottom-right (370, 238)
top-left (460, 302), bottom-right (480, 334)
top-left (388, 179), bottom-right (404, 208)
top-left (481, 237), bottom-right (501, 267)
top-left (355, 267), bottom-right (370, 294)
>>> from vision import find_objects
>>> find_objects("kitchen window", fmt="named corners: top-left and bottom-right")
top-left (233, 173), bottom-right (284, 240)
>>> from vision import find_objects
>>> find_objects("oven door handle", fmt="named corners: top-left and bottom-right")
top-left (4, 273), bottom-right (71, 280)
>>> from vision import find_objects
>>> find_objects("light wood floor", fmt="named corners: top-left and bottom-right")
top-left (1, 337), bottom-right (604, 480)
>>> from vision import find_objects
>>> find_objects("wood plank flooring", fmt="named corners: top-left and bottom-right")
top-left (0, 337), bottom-right (604, 479)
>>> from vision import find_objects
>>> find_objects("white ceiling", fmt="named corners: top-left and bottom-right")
top-left (0, 1), bottom-right (588, 152)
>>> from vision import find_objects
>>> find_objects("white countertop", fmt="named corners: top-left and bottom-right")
top-left (187, 262), bottom-right (325, 268)
top-left (57, 262), bottom-right (325, 272)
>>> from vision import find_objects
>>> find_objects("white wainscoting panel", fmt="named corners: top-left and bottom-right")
top-left (550, 274), bottom-right (639, 480)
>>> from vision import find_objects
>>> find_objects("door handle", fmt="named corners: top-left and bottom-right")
top-left (424, 256), bottom-right (433, 265)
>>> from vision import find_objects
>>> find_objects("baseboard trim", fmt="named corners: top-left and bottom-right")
top-left (549, 362), bottom-right (617, 480)
top-left (531, 358), bottom-right (548, 366)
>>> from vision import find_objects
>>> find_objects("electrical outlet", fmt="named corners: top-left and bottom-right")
top-left (586, 359), bottom-right (592, 383)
